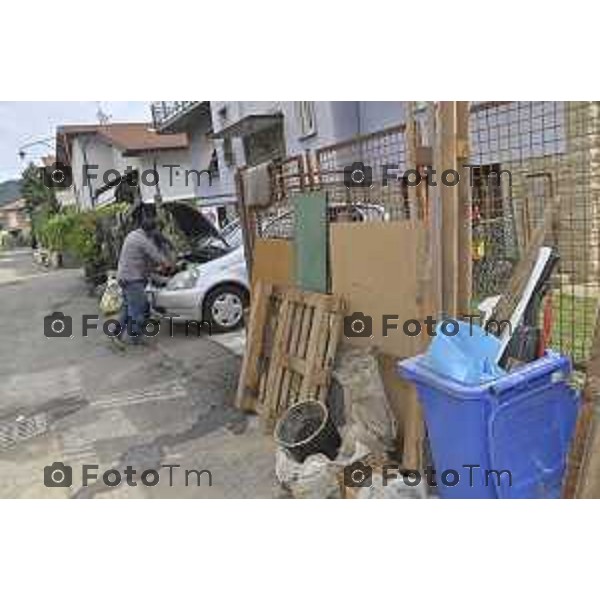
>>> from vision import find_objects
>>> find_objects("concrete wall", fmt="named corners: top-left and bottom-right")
top-left (208, 101), bottom-right (407, 195)
top-left (211, 101), bottom-right (405, 156)
top-left (69, 135), bottom-right (198, 208)
top-left (358, 101), bottom-right (406, 134)
top-left (137, 149), bottom-right (195, 203)
top-left (188, 117), bottom-right (233, 204)
top-left (71, 135), bottom-right (104, 208)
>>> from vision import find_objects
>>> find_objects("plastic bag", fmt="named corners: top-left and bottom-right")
top-left (275, 449), bottom-right (342, 499)
top-left (333, 347), bottom-right (396, 455)
top-left (355, 470), bottom-right (429, 499)
top-left (100, 275), bottom-right (123, 316)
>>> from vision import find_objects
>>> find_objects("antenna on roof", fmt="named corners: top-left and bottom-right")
top-left (96, 102), bottom-right (111, 126)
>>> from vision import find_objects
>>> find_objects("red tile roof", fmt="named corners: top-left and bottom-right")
top-left (57, 122), bottom-right (188, 156)
top-left (0, 198), bottom-right (27, 212)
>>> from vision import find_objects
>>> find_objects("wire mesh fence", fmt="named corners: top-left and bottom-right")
top-left (469, 101), bottom-right (600, 367)
top-left (315, 125), bottom-right (414, 221)
top-left (241, 126), bottom-right (416, 241)
top-left (237, 101), bottom-right (600, 369)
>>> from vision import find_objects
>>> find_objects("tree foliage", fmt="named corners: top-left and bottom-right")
top-left (20, 162), bottom-right (58, 215)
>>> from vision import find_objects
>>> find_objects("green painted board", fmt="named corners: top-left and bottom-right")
top-left (293, 192), bottom-right (328, 293)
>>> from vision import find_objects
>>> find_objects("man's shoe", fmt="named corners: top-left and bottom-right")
top-left (109, 336), bottom-right (127, 351)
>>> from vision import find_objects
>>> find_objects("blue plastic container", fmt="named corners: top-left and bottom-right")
top-left (398, 351), bottom-right (579, 499)
top-left (425, 321), bottom-right (505, 385)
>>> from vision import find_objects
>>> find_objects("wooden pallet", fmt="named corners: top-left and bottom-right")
top-left (235, 283), bottom-right (345, 431)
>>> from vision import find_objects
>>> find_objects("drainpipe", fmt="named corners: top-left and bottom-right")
top-left (153, 153), bottom-right (163, 204)
top-left (81, 137), bottom-right (95, 208)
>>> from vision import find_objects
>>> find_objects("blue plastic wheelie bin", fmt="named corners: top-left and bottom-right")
top-left (398, 351), bottom-right (579, 499)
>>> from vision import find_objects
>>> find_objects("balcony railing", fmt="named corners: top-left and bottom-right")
top-left (150, 101), bottom-right (202, 129)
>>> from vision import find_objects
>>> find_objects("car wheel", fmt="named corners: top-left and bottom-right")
top-left (203, 284), bottom-right (248, 333)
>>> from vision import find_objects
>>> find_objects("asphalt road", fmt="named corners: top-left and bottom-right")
top-left (0, 249), bottom-right (275, 498)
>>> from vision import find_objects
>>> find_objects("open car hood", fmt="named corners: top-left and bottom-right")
top-left (162, 201), bottom-right (222, 242)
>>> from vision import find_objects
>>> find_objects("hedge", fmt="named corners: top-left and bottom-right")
top-left (37, 203), bottom-right (128, 262)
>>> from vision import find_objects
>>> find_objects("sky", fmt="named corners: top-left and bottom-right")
top-left (0, 102), bottom-right (151, 182)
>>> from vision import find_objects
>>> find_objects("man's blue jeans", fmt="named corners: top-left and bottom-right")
top-left (118, 280), bottom-right (149, 343)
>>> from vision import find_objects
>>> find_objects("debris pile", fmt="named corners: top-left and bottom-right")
top-left (233, 104), bottom-right (598, 498)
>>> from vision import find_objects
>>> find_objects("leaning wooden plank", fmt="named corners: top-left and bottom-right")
top-left (308, 310), bottom-right (333, 399)
top-left (456, 101), bottom-right (472, 316)
top-left (318, 312), bottom-right (345, 403)
top-left (402, 382), bottom-right (425, 472)
top-left (563, 400), bottom-right (595, 497)
top-left (278, 302), bottom-right (302, 417)
top-left (273, 300), bottom-right (298, 419)
top-left (437, 101), bottom-right (460, 317)
top-left (299, 303), bottom-right (327, 399)
top-left (262, 296), bottom-right (295, 430)
top-left (574, 402), bottom-right (600, 498)
top-left (255, 289), bottom-right (284, 410)
top-left (565, 312), bottom-right (600, 497)
top-left (235, 281), bottom-right (273, 411)
top-left (377, 353), bottom-right (410, 455)
top-left (296, 304), bottom-right (313, 359)
top-left (490, 196), bottom-right (561, 326)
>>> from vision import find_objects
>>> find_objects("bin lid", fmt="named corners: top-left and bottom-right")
top-left (398, 351), bottom-right (571, 400)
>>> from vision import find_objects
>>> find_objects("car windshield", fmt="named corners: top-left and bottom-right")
top-left (221, 221), bottom-right (243, 248)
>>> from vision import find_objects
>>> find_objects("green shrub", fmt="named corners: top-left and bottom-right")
top-left (65, 211), bottom-right (98, 262)
top-left (36, 202), bottom-right (129, 262)
top-left (37, 212), bottom-right (75, 251)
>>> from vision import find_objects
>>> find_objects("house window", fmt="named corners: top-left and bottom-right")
top-left (243, 123), bottom-right (285, 167)
top-left (296, 101), bottom-right (317, 138)
top-left (223, 138), bottom-right (235, 167)
top-left (218, 106), bottom-right (228, 127)
top-left (208, 149), bottom-right (220, 179)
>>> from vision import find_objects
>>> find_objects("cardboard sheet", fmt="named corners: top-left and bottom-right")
top-left (251, 238), bottom-right (294, 289)
top-left (330, 220), bottom-right (431, 358)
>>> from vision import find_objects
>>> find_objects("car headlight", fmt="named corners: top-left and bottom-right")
top-left (166, 266), bottom-right (201, 290)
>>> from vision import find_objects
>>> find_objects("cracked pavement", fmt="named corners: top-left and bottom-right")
top-left (0, 249), bottom-right (275, 498)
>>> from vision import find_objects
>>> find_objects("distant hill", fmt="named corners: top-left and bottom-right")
top-left (0, 179), bottom-right (22, 206)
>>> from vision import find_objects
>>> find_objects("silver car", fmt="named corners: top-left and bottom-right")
top-left (148, 208), bottom-right (249, 333)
